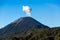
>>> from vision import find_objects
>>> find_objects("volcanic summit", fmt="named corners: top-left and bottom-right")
top-left (0, 17), bottom-right (49, 38)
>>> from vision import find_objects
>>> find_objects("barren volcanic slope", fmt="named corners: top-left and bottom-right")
top-left (0, 17), bottom-right (49, 37)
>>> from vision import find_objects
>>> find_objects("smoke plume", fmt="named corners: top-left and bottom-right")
top-left (22, 5), bottom-right (31, 16)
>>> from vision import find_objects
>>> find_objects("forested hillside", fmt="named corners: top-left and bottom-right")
top-left (0, 27), bottom-right (60, 40)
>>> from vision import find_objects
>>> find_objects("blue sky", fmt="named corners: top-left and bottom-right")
top-left (0, 0), bottom-right (60, 28)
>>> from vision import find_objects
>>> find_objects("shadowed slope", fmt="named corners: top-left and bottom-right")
top-left (0, 17), bottom-right (49, 37)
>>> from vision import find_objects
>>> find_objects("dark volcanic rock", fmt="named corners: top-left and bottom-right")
top-left (0, 17), bottom-right (49, 37)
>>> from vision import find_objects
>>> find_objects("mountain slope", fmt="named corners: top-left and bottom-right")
top-left (0, 17), bottom-right (49, 37)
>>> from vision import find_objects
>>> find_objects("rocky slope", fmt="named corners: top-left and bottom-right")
top-left (0, 17), bottom-right (49, 38)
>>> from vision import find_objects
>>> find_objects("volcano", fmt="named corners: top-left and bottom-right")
top-left (0, 17), bottom-right (49, 37)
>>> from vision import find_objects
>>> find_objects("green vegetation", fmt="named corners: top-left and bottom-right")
top-left (0, 27), bottom-right (60, 40)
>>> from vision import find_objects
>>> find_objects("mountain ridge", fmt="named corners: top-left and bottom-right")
top-left (0, 17), bottom-right (60, 40)
top-left (0, 17), bottom-right (49, 37)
